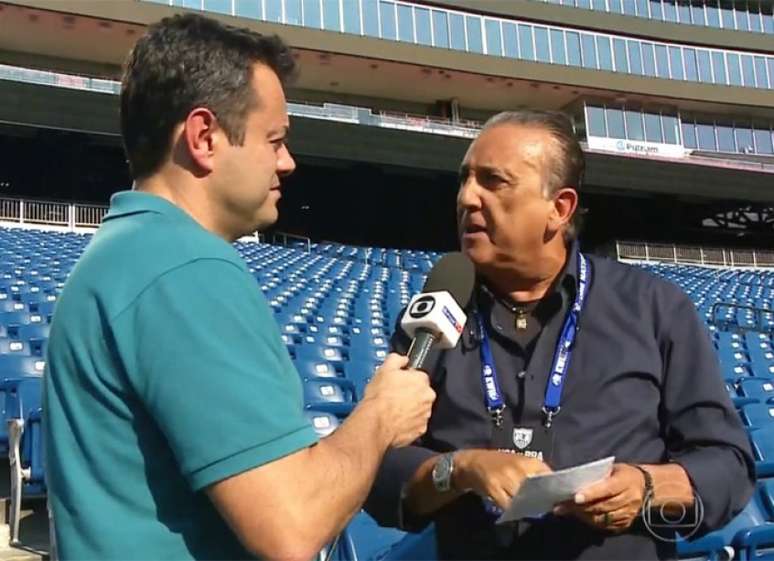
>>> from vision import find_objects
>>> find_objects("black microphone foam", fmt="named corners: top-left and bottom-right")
top-left (405, 253), bottom-right (475, 370)
top-left (422, 252), bottom-right (476, 309)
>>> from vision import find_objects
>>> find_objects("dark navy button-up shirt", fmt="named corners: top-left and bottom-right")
top-left (365, 246), bottom-right (755, 560)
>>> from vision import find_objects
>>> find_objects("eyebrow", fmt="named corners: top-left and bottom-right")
top-left (268, 125), bottom-right (290, 139)
top-left (459, 163), bottom-right (515, 181)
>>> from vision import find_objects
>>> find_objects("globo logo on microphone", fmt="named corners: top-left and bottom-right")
top-left (401, 291), bottom-right (467, 350)
top-left (408, 295), bottom-right (436, 319)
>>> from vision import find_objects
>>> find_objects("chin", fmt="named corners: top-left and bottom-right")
top-left (461, 244), bottom-right (491, 269)
top-left (253, 209), bottom-right (278, 232)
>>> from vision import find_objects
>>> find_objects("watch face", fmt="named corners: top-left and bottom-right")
top-left (433, 454), bottom-right (453, 490)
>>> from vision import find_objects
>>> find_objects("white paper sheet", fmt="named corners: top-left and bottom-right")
top-left (496, 456), bottom-right (615, 524)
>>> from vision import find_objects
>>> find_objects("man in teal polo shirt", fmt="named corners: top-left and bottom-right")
top-left (44, 14), bottom-right (435, 561)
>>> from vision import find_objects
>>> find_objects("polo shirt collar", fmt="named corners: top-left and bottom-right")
top-left (103, 190), bottom-right (199, 226)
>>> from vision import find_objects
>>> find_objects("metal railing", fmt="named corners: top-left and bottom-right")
top-left (617, 241), bottom-right (774, 269)
top-left (0, 63), bottom-right (121, 95)
top-left (0, 196), bottom-right (302, 249)
top-left (1, 62), bottom-right (772, 172)
top-left (0, 197), bottom-right (107, 230)
top-left (271, 232), bottom-right (312, 253)
top-left (74, 204), bottom-right (109, 228)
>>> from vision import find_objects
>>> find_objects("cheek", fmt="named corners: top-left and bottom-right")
top-left (492, 196), bottom-right (548, 242)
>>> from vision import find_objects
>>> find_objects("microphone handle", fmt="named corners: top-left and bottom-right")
top-left (407, 329), bottom-right (437, 370)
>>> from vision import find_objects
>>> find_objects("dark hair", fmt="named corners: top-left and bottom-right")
top-left (482, 110), bottom-right (586, 240)
top-left (120, 13), bottom-right (296, 180)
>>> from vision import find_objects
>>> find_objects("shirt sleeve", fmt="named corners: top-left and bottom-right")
top-left (659, 289), bottom-right (755, 533)
top-left (112, 258), bottom-right (318, 491)
top-left (365, 446), bottom-right (438, 530)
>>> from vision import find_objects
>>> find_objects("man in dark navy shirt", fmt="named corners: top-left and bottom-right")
top-left (365, 110), bottom-right (754, 560)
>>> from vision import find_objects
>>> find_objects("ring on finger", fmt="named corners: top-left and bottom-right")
top-left (602, 512), bottom-right (611, 526)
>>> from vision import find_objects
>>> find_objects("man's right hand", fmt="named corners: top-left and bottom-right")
top-left (361, 353), bottom-right (436, 448)
top-left (454, 450), bottom-right (551, 510)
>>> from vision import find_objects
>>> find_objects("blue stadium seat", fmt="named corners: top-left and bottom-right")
top-left (296, 344), bottom-right (348, 364)
top-left (741, 403), bottom-right (774, 429)
top-left (303, 378), bottom-right (356, 416)
top-left (740, 379), bottom-right (774, 402)
top-left (379, 526), bottom-right (438, 561)
top-left (0, 311), bottom-right (44, 326)
top-left (8, 383), bottom-right (45, 545)
top-left (304, 409), bottom-right (340, 437)
top-left (0, 338), bottom-right (30, 356)
top-left (678, 495), bottom-right (769, 561)
top-left (293, 359), bottom-right (341, 380)
top-left (16, 323), bottom-right (50, 342)
top-left (759, 480), bottom-right (774, 520)
top-left (751, 427), bottom-right (774, 477)
top-left (0, 300), bottom-right (27, 313)
top-left (30, 300), bottom-right (56, 318)
top-left (0, 355), bottom-right (45, 378)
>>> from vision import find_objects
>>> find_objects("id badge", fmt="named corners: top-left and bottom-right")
top-left (491, 424), bottom-right (555, 464)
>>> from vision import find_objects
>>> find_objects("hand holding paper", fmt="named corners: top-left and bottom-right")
top-left (496, 456), bottom-right (615, 524)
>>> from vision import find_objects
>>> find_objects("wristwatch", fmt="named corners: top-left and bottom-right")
top-left (432, 453), bottom-right (456, 493)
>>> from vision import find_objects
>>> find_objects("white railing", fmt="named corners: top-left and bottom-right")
top-left (74, 204), bottom-right (109, 228)
top-left (0, 196), bottom-right (286, 245)
top-left (0, 63), bottom-right (481, 140)
top-left (617, 241), bottom-right (774, 269)
top-left (0, 197), bottom-right (107, 231)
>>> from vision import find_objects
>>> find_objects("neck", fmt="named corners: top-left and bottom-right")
top-left (135, 171), bottom-right (235, 242)
top-left (483, 242), bottom-right (569, 304)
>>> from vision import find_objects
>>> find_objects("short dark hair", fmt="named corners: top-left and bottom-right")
top-left (482, 110), bottom-right (586, 240)
top-left (120, 13), bottom-right (296, 180)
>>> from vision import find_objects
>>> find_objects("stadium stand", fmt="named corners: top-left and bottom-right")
top-left (1, 224), bottom-right (774, 559)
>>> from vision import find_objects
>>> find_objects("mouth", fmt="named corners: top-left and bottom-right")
top-left (463, 223), bottom-right (487, 235)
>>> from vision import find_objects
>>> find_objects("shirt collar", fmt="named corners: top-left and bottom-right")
top-left (561, 240), bottom-right (581, 295)
top-left (475, 240), bottom-right (581, 306)
top-left (103, 190), bottom-right (200, 226)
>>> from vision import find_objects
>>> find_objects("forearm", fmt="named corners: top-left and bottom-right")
top-left (403, 454), bottom-right (464, 517)
top-left (296, 399), bottom-right (394, 545)
top-left (210, 399), bottom-right (394, 561)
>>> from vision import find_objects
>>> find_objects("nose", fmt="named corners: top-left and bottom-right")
top-left (277, 143), bottom-right (296, 177)
top-left (457, 173), bottom-right (481, 213)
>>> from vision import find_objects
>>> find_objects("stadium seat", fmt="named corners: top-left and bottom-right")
top-left (678, 495), bottom-right (769, 561)
top-left (739, 379), bottom-right (774, 402)
top-left (0, 311), bottom-right (44, 326)
top-left (0, 355), bottom-right (45, 378)
top-left (8, 401), bottom-right (45, 545)
top-left (293, 359), bottom-right (342, 380)
top-left (304, 409), bottom-right (340, 437)
top-left (759, 480), bottom-right (774, 520)
top-left (0, 300), bottom-right (27, 313)
top-left (750, 427), bottom-right (774, 478)
top-left (302, 378), bottom-right (356, 416)
top-left (0, 338), bottom-right (31, 356)
top-left (741, 403), bottom-right (774, 429)
top-left (16, 323), bottom-right (50, 342)
top-left (296, 344), bottom-right (348, 364)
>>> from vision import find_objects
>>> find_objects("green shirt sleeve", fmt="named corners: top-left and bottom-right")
top-left (112, 258), bottom-right (318, 491)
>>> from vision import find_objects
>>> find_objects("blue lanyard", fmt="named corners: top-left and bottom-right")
top-left (476, 252), bottom-right (591, 429)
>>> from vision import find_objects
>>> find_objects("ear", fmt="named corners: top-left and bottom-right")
top-left (548, 187), bottom-right (578, 235)
top-left (182, 107), bottom-right (219, 174)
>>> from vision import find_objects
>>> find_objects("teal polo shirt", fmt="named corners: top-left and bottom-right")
top-left (43, 191), bottom-right (318, 560)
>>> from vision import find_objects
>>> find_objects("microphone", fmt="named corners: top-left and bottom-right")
top-left (401, 252), bottom-right (476, 370)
